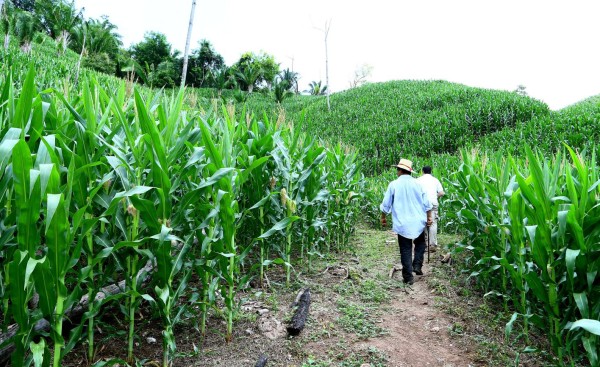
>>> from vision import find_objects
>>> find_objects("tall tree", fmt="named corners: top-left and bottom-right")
top-left (180, 0), bottom-right (196, 87)
top-left (280, 68), bottom-right (299, 94)
top-left (305, 80), bottom-right (327, 96)
top-left (71, 16), bottom-right (122, 57)
top-left (188, 39), bottom-right (224, 87)
top-left (130, 31), bottom-right (173, 70)
top-left (231, 51), bottom-right (279, 92)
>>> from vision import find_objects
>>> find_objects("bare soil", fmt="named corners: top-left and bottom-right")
top-left (61, 226), bottom-right (549, 367)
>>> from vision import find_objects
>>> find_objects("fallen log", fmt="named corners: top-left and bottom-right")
top-left (0, 260), bottom-right (154, 365)
top-left (254, 354), bottom-right (268, 367)
top-left (286, 288), bottom-right (310, 336)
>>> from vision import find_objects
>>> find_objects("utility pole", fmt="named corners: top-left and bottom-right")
top-left (181, 0), bottom-right (197, 88)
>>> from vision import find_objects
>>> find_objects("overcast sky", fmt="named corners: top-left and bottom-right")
top-left (73, 0), bottom-right (600, 110)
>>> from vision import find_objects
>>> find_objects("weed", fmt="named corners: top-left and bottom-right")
top-left (301, 356), bottom-right (332, 366)
top-left (338, 346), bottom-right (389, 367)
top-left (358, 279), bottom-right (390, 304)
top-left (336, 298), bottom-right (386, 339)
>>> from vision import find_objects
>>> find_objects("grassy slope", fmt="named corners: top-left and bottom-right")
top-left (285, 81), bottom-right (549, 175)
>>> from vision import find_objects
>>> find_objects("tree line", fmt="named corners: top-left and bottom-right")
top-left (0, 0), bottom-right (329, 98)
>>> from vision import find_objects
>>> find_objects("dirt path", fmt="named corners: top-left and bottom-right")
top-left (360, 261), bottom-right (476, 367)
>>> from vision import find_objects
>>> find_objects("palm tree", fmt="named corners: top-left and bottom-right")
top-left (305, 81), bottom-right (328, 96)
top-left (273, 78), bottom-right (293, 104)
top-left (280, 68), bottom-right (299, 94)
top-left (235, 64), bottom-right (261, 93)
top-left (35, 0), bottom-right (82, 54)
top-left (71, 17), bottom-right (121, 56)
top-left (180, 0), bottom-right (196, 87)
top-left (211, 67), bottom-right (232, 97)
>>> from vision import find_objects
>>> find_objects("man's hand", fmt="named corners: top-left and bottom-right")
top-left (381, 213), bottom-right (387, 227)
top-left (426, 216), bottom-right (433, 227)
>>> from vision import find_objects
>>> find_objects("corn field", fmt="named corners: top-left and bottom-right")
top-left (0, 63), bottom-right (365, 366)
top-left (447, 147), bottom-right (600, 365)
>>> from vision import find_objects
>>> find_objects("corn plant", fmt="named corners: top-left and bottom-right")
top-left (0, 45), bottom-right (367, 366)
top-left (448, 146), bottom-right (600, 365)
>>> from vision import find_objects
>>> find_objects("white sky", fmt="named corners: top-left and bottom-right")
top-left (73, 0), bottom-right (600, 110)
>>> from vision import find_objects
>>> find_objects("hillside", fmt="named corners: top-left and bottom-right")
top-left (281, 81), bottom-right (550, 175)
top-left (477, 94), bottom-right (600, 158)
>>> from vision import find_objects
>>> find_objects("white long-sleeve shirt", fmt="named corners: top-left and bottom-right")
top-left (380, 175), bottom-right (432, 239)
top-left (417, 174), bottom-right (444, 206)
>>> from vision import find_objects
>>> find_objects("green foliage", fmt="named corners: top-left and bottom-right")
top-left (305, 80), bottom-right (327, 96)
top-left (447, 148), bottom-right (600, 365)
top-left (186, 39), bottom-right (225, 88)
top-left (82, 51), bottom-right (115, 74)
top-left (70, 16), bottom-right (122, 60)
top-left (148, 59), bottom-right (180, 88)
top-left (130, 31), bottom-right (174, 71)
top-left (478, 96), bottom-right (600, 160)
top-left (230, 51), bottom-right (280, 92)
top-left (34, 0), bottom-right (82, 39)
top-left (0, 50), bottom-right (365, 366)
top-left (11, 0), bottom-right (34, 11)
top-left (14, 10), bottom-right (35, 51)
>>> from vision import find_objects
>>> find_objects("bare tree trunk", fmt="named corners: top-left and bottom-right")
top-left (180, 0), bottom-right (197, 88)
top-left (322, 20), bottom-right (332, 111)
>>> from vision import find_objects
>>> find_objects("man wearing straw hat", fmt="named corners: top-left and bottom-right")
top-left (380, 158), bottom-right (433, 285)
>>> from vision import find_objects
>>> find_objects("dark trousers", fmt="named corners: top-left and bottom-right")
top-left (397, 231), bottom-right (426, 282)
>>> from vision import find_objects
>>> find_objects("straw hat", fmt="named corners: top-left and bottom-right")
top-left (392, 158), bottom-right (414, 173)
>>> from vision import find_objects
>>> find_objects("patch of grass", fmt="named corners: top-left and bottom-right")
top-left (307, 320), bottom-right (337, 342)
top-left (301, 356), bottom-right (332, 366)
top-left (336, 298), bottom-right (386, 339)
top-left (338, 346), bottom-right (389, 367)
top-left (358, 279), bottom-right (390, 304)
top-left (332, 279), bottom-right (357, 297)
top-left (264, 291), bottom-right (280, 312)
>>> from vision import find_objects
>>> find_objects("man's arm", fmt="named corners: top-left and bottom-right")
top-left (436, 179), bottom-right (445, 198)
top-left (380, 184), bottom-right (393, 227)
top-left (426, 209), bottom-right (433, 226)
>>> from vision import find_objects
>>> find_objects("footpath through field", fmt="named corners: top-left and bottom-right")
top-left (363, 232), bottom-right (476, 367)
top-left (298, 227), bottom-right (482, 367)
